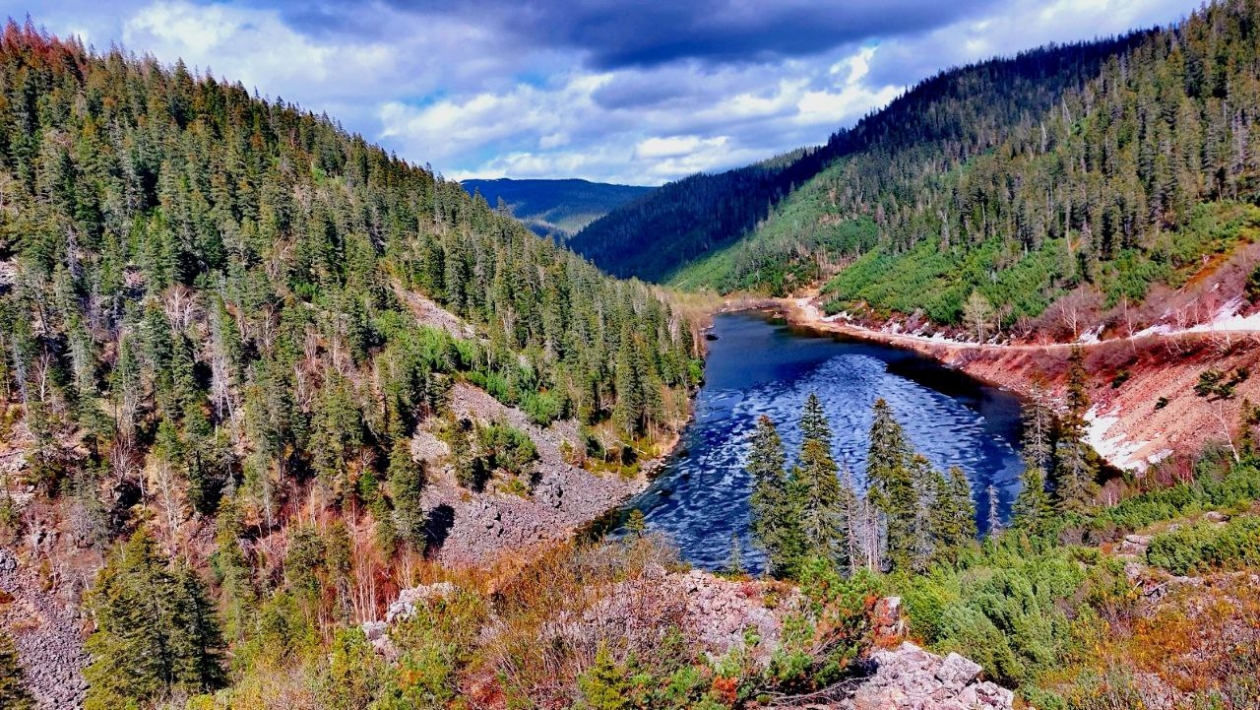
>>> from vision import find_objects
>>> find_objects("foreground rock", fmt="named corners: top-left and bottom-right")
top-left (788, 642), bottom-right (1013, 710)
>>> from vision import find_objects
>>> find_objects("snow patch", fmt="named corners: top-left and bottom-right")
top-left (1085, 406), bottom-right (1149, 471)
top-left (1077, 325), bottom-right (1103, 344)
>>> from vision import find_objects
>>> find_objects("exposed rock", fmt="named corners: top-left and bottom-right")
top-left (936, 652), bottom-right (982, 691)
top-left (1119, 533), bottom-right (1152, 557)
top-left (850, 643), bottom-right (1012, 710)
top-left (386, 581), bottom-right (457, 624)
top-left (781, 642), bottom-right (1012, 710)
top-left (417, 383), bottom-right (658, 565)
top-left (870, 596), bottom-right (906, 647)
top-left (0, 548), bottom-right (89, 710)
top-left (360, 620), bottom-right (396, 659)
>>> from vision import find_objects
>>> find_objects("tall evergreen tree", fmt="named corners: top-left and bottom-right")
top-left (866, 399), bottom-right (918, 571)
top-left (929, 466), bottom-right (978, 560)
top-left (1011, 464), bottom-right (1055, 537)
top-left (747, 416), bottom-right (802, 576)
top-left (1054, 348), bottom-right (1098, 511)
top-left (84, 530), bottom-right (225, 709)
top-left (793, 394), bottom-right (846, 565)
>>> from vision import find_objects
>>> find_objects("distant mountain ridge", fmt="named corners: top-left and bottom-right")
top-left (461, 178), bottom-right (653, 240)
top-left (566, 32), bottom-right (1153, 285)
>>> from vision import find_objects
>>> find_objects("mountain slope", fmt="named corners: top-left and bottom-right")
top-left (460, 178), bottom-right (653, 239)
top-left (678, 1), bottom-right (1260, 341)
top-left (568, 32), bottom-right (1153, 284)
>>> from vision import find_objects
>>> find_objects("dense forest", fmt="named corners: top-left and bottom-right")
top-left (0, 21), bottom-right (702, 706)
top-left (672, 0), bottom-right (1260, 331)
top-left (570, 32), bottom-right (1153, 286)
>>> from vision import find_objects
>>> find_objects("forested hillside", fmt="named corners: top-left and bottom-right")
top-left (0, 22), bottom-right (701, 706)
top-left (459, 178), bottom-right (652, 240)
top-left (570, 32), bottom-right (1152, 285)
top-left (677, 0), bottom-right (1260, 334)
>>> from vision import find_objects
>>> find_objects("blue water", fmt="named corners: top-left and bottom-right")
top-left (617, 312), bottom-right (1025, 573)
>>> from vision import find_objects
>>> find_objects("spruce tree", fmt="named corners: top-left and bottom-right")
top-left (1054, 348), bottom-right (1098, 511)
top-left (929, 466), bottom-right (978, 560)
top-left (387, 438), bottom-right (427, 550)
top-left (1011, 463), bottom-right (1054, 537)
top-left (0, 627), bottom-right (33, 710)
top-left (800, 393), bottom-right (832, 449)
top-left (85, 530), bottom-right (226, 709)
top-left (795, 439), bottom-right (844, 564)
top-left (866, 399), bottom-right (917, 570)
top-left (746, 415), bottom-right (802, 576)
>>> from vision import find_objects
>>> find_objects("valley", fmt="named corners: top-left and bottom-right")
top-left (3, 1), bottom-right (1260, 709)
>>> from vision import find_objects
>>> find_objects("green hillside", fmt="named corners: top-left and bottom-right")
top-left (572, 33), bottom-right (1152, 285)
top-left (674, 2), bottom-right (1260, 330)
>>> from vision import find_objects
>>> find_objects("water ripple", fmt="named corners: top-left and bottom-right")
top-left (619, 313), bottom-right (1025, 573)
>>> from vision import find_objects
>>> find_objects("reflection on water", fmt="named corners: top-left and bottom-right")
top-left (615, 312), bottom-right (1025, 573)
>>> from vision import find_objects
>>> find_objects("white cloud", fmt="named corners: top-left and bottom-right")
top-left (5, 0), bottom-right (1203, 185)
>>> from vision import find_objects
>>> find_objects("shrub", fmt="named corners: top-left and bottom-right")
top-left (1146, 515), bottom-right (1260, 575)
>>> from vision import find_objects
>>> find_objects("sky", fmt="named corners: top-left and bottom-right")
top-left (9, 0), bottom-right (1200, 186)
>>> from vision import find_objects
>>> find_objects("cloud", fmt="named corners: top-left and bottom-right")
top-left (4, 0), bottom-right (1203, 185)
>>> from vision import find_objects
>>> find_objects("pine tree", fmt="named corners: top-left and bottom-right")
top-left (84, 530), bottom-right (226, 709)
top-left (0, 627), bottom-right (33, 710)
top-left (929, 466), bottom-right (977, 560)
top-left (387, 438), bottom-right (427, 550)
top-left (1011, 463), bottom-right (1054, 537)
top-left (866, 399), bottom-right (917, 571)
top-left (794, 438), bottom-right (844, 564)
top-left (746, 415), bottom-right (802, 577)
top-left (624, 508), bottom-right (647, 537)
top-left (1054, 348), bottom-right (1098, 511)
top-left (800, 393), bottom-right (832, 449)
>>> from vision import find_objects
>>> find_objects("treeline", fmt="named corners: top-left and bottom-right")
top-left (750, 351), bottom-right (1099, 576)
top-left (572, 31), bottom-right (1151, 287)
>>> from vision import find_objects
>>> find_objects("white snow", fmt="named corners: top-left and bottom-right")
top-left (1085, 405), bottom-right (1150, 471)
top-left (1078, 325), bottom-right (1103, 344)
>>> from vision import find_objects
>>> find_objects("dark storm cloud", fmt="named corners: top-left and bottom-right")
top-left (374, 0), bottom-right (1001, 69)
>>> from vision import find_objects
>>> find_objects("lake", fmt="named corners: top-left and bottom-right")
top-left (615, 311), bottom-right (1026, 573)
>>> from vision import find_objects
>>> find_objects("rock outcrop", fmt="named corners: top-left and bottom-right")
top-left (788, 642), bottom-right (1013, 710)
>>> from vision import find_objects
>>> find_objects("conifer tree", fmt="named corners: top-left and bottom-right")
top-left (84, 530), bottom-right (225, 709)
top-left (929, 466), bottom-right (978, 559)
top-left (866, 399), bottom-right (917, 570)
top-left (795, 438), bottom-right (843, 564)
top-left (0, 627), bottom-right (32, 710)
top-left (1011, 463), bottom-right (1054, 537)
top-left (1054, 348), bottom-right (1098, 511)
top-left (747, 415), bottom-right (802, 576)
top-left (387, 438), bottom-right (427, 550)
top-left (800, 393), bottom-right (832, 449)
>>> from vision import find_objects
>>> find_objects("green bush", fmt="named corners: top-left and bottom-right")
top-left (1145, 515), bottom-right (1260, 576)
